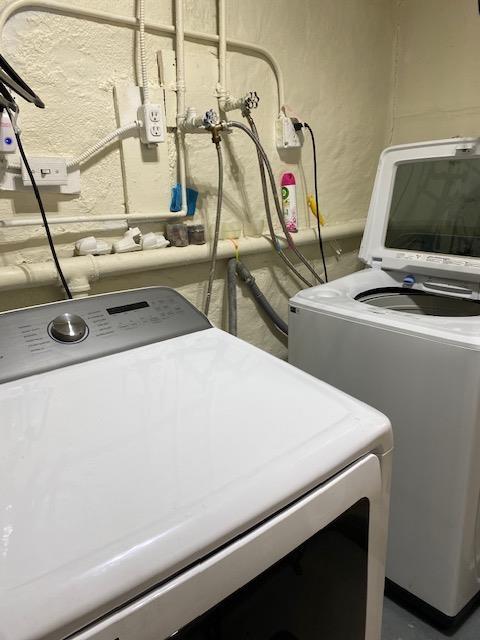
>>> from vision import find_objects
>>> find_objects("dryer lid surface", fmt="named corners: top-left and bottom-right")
top-left (359, 137), bottom-right (480, 280)
top-left (0, 327), bottom-right (391, 640)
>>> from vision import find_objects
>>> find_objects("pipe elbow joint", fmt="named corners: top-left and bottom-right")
top-left (67, 275), bottom-right (92, 298)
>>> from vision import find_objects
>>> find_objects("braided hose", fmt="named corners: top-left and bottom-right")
top-left (227, 120), bottom-right (324, 285)
top-left (204, 141), bottom-right (224, 316)
top-left (246, 114), bottom-right (313, 288)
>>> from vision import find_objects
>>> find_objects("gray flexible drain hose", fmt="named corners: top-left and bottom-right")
top-left (235, 259), bottom-right (288, 336)
top-left (227, 257), bottom-right (237, 335)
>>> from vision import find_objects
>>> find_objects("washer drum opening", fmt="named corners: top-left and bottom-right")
top-left (355, 287), bottom-right (480, 317)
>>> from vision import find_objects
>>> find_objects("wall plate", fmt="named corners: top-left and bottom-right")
top-left (113, 83), bottom-right (171, 214)
top-left (0, 157), bottom-right (80, 193)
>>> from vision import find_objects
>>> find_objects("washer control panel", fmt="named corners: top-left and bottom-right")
top-left (0, 287), bottom-right (212, 383)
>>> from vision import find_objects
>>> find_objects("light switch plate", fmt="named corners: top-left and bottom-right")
top-left (21, 156), bottom-right (68, 186)
top-left (0, 157), bottom-right (80, 194)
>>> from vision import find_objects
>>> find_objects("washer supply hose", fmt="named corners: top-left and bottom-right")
top-left (245, 114), bottom-right (313, 288)
top-left (204, 141), bottom-right (224, 316)
top-left (227, 257), bottom-right (237, 335)
top-left (226, 120), bottom-right (324, 285)
top-left (235, 259), bottom-right (288, 336)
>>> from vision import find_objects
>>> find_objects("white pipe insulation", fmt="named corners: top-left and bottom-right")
top-left (0, 223), bottom-right (365, 296)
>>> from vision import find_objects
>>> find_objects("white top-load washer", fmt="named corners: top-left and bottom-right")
top-left (0, 287), bottom-right (392, 640)
top-left (289, 137), bottom-right (480, 623)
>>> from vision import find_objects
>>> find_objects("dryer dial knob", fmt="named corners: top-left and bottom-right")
top-left (49, 313), bottom-right (88, 343)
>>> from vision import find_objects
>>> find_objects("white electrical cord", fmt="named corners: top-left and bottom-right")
top-left (66, 121), bottom-right (138, 168)
top-left (138, 0), bottom-right (150, 104)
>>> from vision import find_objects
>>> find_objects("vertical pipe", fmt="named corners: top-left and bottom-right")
top-left (174, 0), bottom-right (188, 214)
top-left (218, 0), bottom-right (227, 101)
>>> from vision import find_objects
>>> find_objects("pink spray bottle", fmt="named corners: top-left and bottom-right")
top-left (281, 172), bottom-right (298, 232)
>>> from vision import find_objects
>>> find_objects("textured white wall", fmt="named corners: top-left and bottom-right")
top-left (0, 0), bottom-right (394, 357)
top-left (391, 0), bottom-right (480, 144)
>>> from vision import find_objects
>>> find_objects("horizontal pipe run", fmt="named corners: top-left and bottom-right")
top-left (0, 222), bottom-right (364, 293)
top-left (0, 212), bottom-right (187, 228)
top-left (0, 0), bottom-right (285, 113)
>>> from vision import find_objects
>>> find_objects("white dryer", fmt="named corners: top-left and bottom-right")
top-left (0, 287), bottom-right (392, 640)
top-left (289, 137), bottom-right (480, 623)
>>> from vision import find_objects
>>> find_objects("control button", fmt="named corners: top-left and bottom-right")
top-left (48, 313), bottom-right (88, 343)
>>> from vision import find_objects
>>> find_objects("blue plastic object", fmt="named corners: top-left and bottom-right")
top-left (403, 275), bottom-right (416, 287)
top-left (170, 184), bottom-right (198, 216)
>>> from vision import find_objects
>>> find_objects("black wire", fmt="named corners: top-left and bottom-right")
top-left (7, 110), bottom-right (72, 299)
top-left (304, 123), bottom-right (328, 282)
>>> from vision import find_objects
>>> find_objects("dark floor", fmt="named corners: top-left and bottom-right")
top-left (382, 597), bottom-right (480, 640)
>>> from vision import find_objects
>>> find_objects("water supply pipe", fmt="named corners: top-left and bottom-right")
top-left (217, 0), bottom-right (227, 106)
top-left (0, 212), bottom-right (186, 228)
top-left (0, 223), bottom-right (364, 295)
top-left (174, 0), bottom-right (188, 217)
top-left (0, 1), bottom-right (285, 114)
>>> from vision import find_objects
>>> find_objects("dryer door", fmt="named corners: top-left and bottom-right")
top-left (71, 453), bottom-right (388, 640)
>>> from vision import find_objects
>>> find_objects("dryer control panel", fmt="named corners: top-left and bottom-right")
top-left (0, 287), bottom-right (212, 383)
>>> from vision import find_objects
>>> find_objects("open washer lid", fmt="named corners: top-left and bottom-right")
top-left (359, 137), bottom-right (480, 281)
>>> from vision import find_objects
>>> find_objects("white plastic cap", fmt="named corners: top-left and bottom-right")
top-left (74, 236), bottom-right (112, 256)
top-left (113, 236), bottom-right (141, 254)
top-left (141, 232), bottom-right (170, 251)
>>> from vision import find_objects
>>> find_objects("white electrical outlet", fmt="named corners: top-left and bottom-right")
top-left (276, 115), bottom-right (302, 150)
top-left (148, 106), bottom-right (161, 122)
top-left (113, 83), bottom-right (171, 213)
top-left (21, 157), bottom-right (68, 186)
top-left (137, 103), bottom-right (166, 144)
